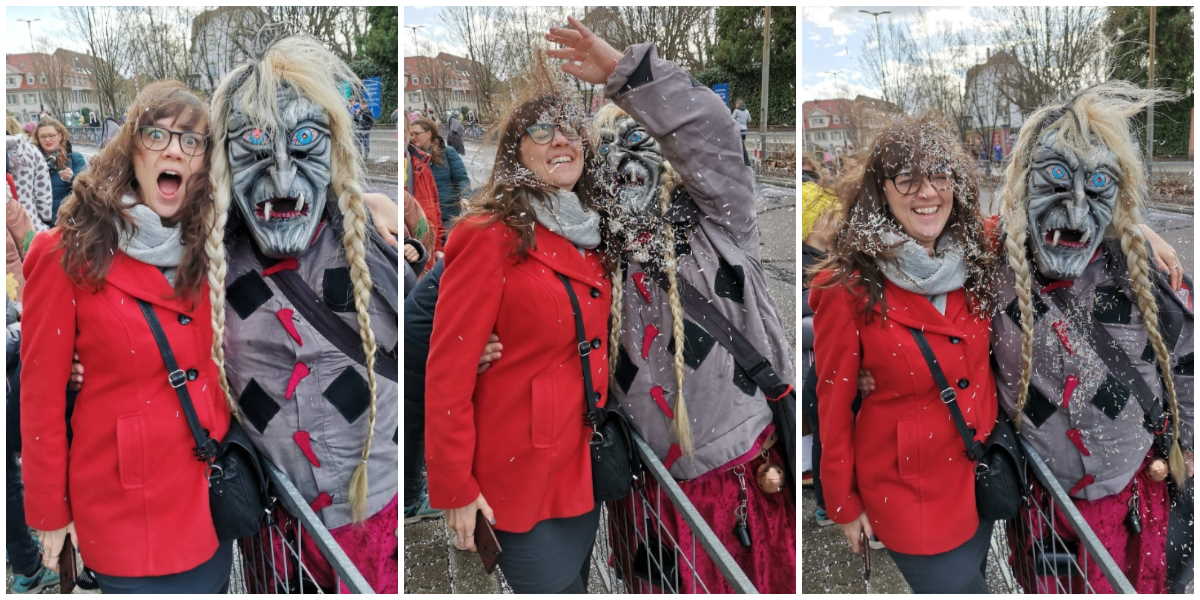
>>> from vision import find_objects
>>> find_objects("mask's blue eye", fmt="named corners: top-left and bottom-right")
top-left (242, 128), bottom-right (270, 146)
top-left (1046, 164), bottom-right (1069, 182)
top-left (598, 144), bottom-right (609, 155)
top-left (625, 130), bottom-right (647, 145)
top-left (1089, 172), bottom-right (1111, 188)
top-left (291, 127), bottom-right (320, 146)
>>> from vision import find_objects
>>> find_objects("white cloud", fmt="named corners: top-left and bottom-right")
top-left (801, 71), bottom-right (879, 103)
top-left (834, 48), bottom-right (848, 57)
top-left (803, 6), bottom-right (856, 38)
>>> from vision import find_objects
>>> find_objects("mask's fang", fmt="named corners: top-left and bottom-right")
top-left (1051, 229), bottom-right (1061, 247)
top-left (264, 201), bottom-right (273, 222)
top-left (296, 193), bottom-right (305, 215)
top-left (1079, 228), bottom-right (1090, 245)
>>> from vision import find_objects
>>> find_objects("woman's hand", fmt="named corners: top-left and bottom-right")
top-left (857, 369), bottom-right (876, 397)
top-left (477, 333), bottom-right (503, 374)
top-left (58, 168), bottom-right (73, 181)
top-left (68, 352), bottom-right (83, 391)
top-left (544, 16), bottom-right (624, 85)
top-left (837, 512), bottom-right (874, 555)
top-left (362, 192), bottom-right (399, 247)
top-left (1140, 223), bottom-right (1183, 290)
top-left (35, 522), bottom-right (77, 571)
top-left (446, 493), bottom-right (495, 552)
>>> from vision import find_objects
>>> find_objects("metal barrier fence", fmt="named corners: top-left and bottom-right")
top-left (229, 459), bottom-right (373, 594)
top-left (987, 440), bottom-right (1136, 594)
top-left (66, 127), bottom-right (102, 147)
top-left (586, 433), bottom-right (758, 594)
top-left (744, 134), bottom-right (796, 180)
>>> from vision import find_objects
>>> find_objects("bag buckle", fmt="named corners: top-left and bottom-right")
top-left (939, 387), bottom-right (956, 403)
top-left (194, 437), bottom-right (219, 462)
top-left (168, 369), bottom-right (188, 389)
top-left (207, 463), bottom-right (225, 492)
top-left (577, 341), bottom-right (591, 357)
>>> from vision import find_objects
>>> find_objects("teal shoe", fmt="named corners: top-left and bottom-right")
top-left (814, 507), bottom-right (835, 527)
top-left (10, 565), bottom-right (60, 593)
top-left (404, 494), bottom-right (442, 524)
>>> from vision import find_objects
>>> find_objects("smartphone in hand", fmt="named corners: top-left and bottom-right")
top-left (59, 534), bottom-right (78, 593)
top-left (474, 509), bottom-right (502, 574)
top-left (860, 530), bottom-right (871, 581)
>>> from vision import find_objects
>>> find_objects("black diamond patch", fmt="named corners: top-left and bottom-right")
top-left (666, 319), bottom-right (716, 369)
top-left (1093, 286), bottom-right (1133, 324)
top-left (615, 345), bottom-right (638, 394)
top-left (324, 367), bottom-right (371, 423)
top-left (323, 267), bottom-right (355, 312)
top-left (714, 257), bottom-right (745, 304)
top-left (239, 379), bottom-right (279, 433)
top-left (1141, 343), bottom-right (1156, 363)
top-left (228, 271), bottom-right (273, 319)
top-left (1091, 373), bottom-right (1131, 420)
top-left (1175, 352), bottom-right (1192, 376)
top-left (1023, 384), bottom-right (1057, 427)
top-left (1004, 294), bottom-right (1049, 328)
top-left (732, 364), bottom-right (757, 396)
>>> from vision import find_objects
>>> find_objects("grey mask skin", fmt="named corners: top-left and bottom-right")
top-left (1026, 129), bottom-right (1120, 280)
top-left (596, 116), bottom-right (669, 264)
top-left (227, 85), bottom-right (332, 258)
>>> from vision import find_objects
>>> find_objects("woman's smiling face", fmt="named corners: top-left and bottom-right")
top-left (518, 124), bottom-right (583, 190)
top-left (882, 170), bottom-right (954, 251)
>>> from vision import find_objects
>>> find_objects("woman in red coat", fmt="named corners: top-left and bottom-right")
top-left (810, 118), bottom-right (1003, 592)
top-left (424, 91), bottom-right (611, 594)
top-left (20, 81), bottom-right (232, 593)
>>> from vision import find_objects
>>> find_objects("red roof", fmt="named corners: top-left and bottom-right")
top-left (802, 99), bottom-right (853, 129)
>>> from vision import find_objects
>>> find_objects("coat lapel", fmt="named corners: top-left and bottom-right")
top-left (527, 225), bottom-right (605, 288)
top-left (879, 282), bottom-right (968, 337)
top-left (104, 252), bottom-right (201, 315)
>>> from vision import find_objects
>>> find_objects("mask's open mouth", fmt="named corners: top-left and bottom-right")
top-left (157, 171), bottom-right (182, 198)
top-left (617, 160), bottom-right (654, 206)
top-left (254, 195), bottom-right (311, 221)
top-left (1043, 227), bottom-right (1090, 248)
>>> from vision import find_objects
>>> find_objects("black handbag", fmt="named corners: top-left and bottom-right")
top-left (908, 327), bottom-right (1028, 521)
top-left (556, 274), bottom-right (638, 502)
top-left (136, 300), bottom-right (269, 540)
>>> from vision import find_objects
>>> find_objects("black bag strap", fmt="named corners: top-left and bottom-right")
top-left (1039, 286), bottom-right (1168, 437)
top-left (907, 327), bottom-right (984, 461)
top-left (665, 274), bottom-right (793, 401)
top-left (135, 300), bottom-right (219, 463)
top-left (556, 274), bottom-right (603, 426)
top-left (252, 254), bottom-right (398, 382)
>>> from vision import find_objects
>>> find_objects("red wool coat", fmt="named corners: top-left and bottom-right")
top-left (425, 217), bottom-right (610, 533)
top-left (810, 275), bottom-right (997, 555)
top-left (21, 229), bottom-right (230, 576)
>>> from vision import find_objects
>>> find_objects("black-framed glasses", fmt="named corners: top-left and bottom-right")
top-left (525, 122), bottom-right (581, 145)
top-left (891, 171), bottom-right (952, 195)
top-left (138, 126), bottom-right (208, 157)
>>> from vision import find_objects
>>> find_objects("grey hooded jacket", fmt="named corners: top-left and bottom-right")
top-left (606, 44), bottom-right (794, 480)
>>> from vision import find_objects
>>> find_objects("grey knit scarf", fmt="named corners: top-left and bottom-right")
top-left (876, 230), bottom-right (967, 297)
top-left (530, 189), bottom-right (601, 250)
top-left (117, 194), bottom-right (184, 285)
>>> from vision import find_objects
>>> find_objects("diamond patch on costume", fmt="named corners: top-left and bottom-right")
top-left (1004, 294), bottom-right (1049, 328)
top-left (1091, 373), bottom-right (1130, 420)
top-left (1093, 286), bottom-right (1133, 324)
top-left (615, 346), bottom-right (638, 393)
top-left (666, 319), bottom-right (716, 369)
top-left (714, 256), bottom-right (745, 304)
top-left (238, 379), bottom-right (279, 433)
top-left (324, 367), bottom-right (371, 423)
top-left (1022, 384), bottom-right (1056, 427)
top-left (323, 267), bottom-right (355, 312)
top-left (732, 363), bottom-right (757, 396)
top-left (228, 271), bottom-right (273, 319)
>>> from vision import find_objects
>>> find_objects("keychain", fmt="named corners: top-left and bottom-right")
top-left (733, 466), bottom-right (752, 548)
top-left (755, 446), bottom-right (785, 494)
top-left (1125, 484), bottom-right (1142, 535)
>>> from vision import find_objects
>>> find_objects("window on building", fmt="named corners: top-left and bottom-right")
top-left (26, 74), bottom-right (35, 84)
top-left (24, 93), bottom-right (36, 104)
top-left (832, 115), bottom-right (840, 124)
top-left (6, 94), bottom-right (16, 105)
top-left (424, 76), bottom-right (431, 85)
top-left (411, 75), bottom-right (418, 85)
top-left (39, 75), bottom-right (47, 84)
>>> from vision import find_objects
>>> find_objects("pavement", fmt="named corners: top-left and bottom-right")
top-left (403, 139), bottom-right (797, 593)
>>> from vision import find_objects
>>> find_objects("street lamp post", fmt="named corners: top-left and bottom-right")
top-left (859, 10), bottom-right (891, 104)
top-left (17, 17), bottom-right (44, 113)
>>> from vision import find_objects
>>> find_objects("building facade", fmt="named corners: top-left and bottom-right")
top-left (404, 53), bottom-right (479, 120)
top-left (7, 51), bottom-right (103, 124)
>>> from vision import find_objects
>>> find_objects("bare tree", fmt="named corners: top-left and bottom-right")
top-left (30, 40), bottom-right (72, 118)
top-left (63, 6), bottom-right (138, 120)
top-left (442, 6), bottom-right (506, 119)
top-left (130, 7), bottom-right (196, 84)
top-left (190, 7), bottom-right (261, 95)
top-left (603, 7), bottom-right (714, 71)
top-left (990, 6), bottom-right (1111, 114)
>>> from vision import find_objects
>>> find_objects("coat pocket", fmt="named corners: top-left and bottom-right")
top-left (115, 414), bottom-right (146, 489)
top-left (530, 368), bottom-right (562, 449)
top-left (896, 419), bottom-right (921, 480)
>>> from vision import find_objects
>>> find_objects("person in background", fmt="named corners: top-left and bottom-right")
top-left (409, 118), bottom-right (471, 235)
top-left (445, 111), bottom-right (466, 156)
top-left (32, 117), bottom-right (86, 224)
top-left (7, 117), bottom-right (53, 232)
top-left (405, 120), bottom-right (443, 262)
top-left (353, 103), bottom-right (374, 159)
top-left (732, 98), bottom-right (752, 166)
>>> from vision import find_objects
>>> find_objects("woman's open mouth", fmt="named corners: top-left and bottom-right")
top-left (157, 171), bottom-right (183, 199)
top-left (254, 195), bottom-right (311, 221)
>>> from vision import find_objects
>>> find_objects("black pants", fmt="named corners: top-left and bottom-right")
top-left (740, 132), bottom-right (749, 165)
top-left (1167, 479), bottom-right (1194, 593)
top-left (402, 366), bottom-right (426, 507)
top-left (888, 519), bottom-right (993, 593)
top-left (495, 507), bottom-right (599, 593)
top-left (93, 538), bottom-right (232, 594)
top-left (6, 449), bottom-right (40, 578)
top-left (801, 362), bottom-right (823, 509)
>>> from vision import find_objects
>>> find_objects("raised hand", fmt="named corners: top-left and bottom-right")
top-left (544, 16), bottom-right (623, 85)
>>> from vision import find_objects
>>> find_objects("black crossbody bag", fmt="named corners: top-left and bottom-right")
top-left (136, 300), bottom-right (269, 540)
top-left (556, 274), bottom-right (639, 502)
top-left (908, 327), bottom-right (1028, 521)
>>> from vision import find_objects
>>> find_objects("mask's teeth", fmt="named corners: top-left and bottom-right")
top-left (1051, 229), bottom-right (1061, 247)
top-left (296, 193), bottom-right (305, 214)
top-left (264, 201), bottom-right (273, 222)
top-left (1079, 228), bottom-right (1090, 245)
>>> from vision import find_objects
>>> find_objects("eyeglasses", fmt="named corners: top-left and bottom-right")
top-left (891, 171), bottom-right (952, 195)
top-left (138, 126), bottom-right (208, 157)
top-left (525, 122), bottom-right (581, 145)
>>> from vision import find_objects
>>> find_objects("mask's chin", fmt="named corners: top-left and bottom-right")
top-left (1031, 219), bottom-right (1102, 280)
top-left (236, 193), bottom-right (326, 258)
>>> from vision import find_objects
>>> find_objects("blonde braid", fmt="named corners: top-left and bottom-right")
top-left (1118, 219), bottom-right (1186, 485)
top-left (608, 265), bottom-right (623, 374)
top-left (999, 149), bottom-right (1037, 431)
top-left (659, 167), bottom-right (693, 454)
top-left (206, 102), bottom-right (239, 419)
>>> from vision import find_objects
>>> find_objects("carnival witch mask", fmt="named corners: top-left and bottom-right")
top-left (226, 84), bottom-right (332, 258)
top-left (595, 110), bottom-right (673, 264)
top-left (1026, 128), bottom-right (1119, 280)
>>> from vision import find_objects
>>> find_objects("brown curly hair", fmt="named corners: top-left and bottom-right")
top-left (812, 116), bottom-right (1001, 318)
top-left (410, 117), bottom-right (447, 167)
top-left (57, 80), bottom-right (213, 297)
top-left (34, 117), bottom-right (73, 169)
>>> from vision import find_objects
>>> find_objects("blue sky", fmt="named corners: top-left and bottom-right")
top-left (403, 6), bottom-right (466, 57)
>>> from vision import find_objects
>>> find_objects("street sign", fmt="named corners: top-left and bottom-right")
top-left (363, 77), bottom-right (383, 119)
top-left (712, 82), bottom-right (730, 105)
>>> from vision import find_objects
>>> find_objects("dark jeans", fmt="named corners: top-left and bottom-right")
top-left (402, 367), bottom-right (426, 507)
top-left (356, 131), bottom-right (370, 159)
top-left (6, 449), bottom-right (40, 578)
top-left (801, 362), bottom-right (823, 509)
top-left (888, 519), bottom-right (993, 593)
top-left (1167, 479), bottom-right (1194, 593)
top-left (93, 538), bottom-right (232, 593)
top-left (739, 132), bottom-right (749, 165)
